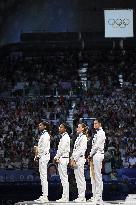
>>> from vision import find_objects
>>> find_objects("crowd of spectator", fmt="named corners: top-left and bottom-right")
top-left (0, 49), bottom-right (135, 177)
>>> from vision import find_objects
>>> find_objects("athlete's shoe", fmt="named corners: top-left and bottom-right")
top-left (94, 198), bottom-right (104, 205)
top-left (34, 196), bottom-right (49, 203)
top-left (87, 196), bottom-right (96, 202)
top-left (56, 197), bottom-right (69, 202)
top-left (74, 197), bottom-right (86, 202)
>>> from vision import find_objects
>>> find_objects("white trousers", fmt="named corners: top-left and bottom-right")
top-left (90, 153), bottom-right (104, 200)
top-left (39, 156), bottom-right (49, 197)
top-left (74, 158), bottom-right (86, 199)
top-left (58, 158), bottom-right (69, 199)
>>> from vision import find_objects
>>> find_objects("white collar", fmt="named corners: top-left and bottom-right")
top-left (62, 132), bottom-right (67, 136)
top-left (96, 127), bottom-right (103, 132)
top-left (41, 130), bottom-right (47, 135)
top-left (78, 132), bottom-right (84, 137)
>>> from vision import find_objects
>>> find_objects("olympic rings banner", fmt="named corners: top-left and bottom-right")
top-left (104, 9), bottom-right (133, 38)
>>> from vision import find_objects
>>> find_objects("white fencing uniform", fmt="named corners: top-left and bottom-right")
top-left (54, 132), bottom-right (70, 200)
top-left (90, 127), bottom-right (106, 201)
top-left (72, 133), bottom-right (87, 200)
top-left (38, 130), bottom-right (50, 198)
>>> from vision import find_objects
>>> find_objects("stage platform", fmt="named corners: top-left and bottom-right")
top-left (15, 194), bottom-right (136, 205)
top-left (15, 201), bottom-right (124, 205)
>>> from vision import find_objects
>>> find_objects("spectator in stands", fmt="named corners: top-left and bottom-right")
top-left (103, 149), bottom-right (112, 178)
top-left (47, 163), bottom-right (58, 178)
top-left (128, 153), bottom-right (136, 168)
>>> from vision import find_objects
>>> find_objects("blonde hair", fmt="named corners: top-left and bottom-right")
top-left (79, 123), bottom-right (89, 138)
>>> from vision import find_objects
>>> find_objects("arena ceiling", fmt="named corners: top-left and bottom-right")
top-left (0, 0), bottom-right (135, 26)
top-left (0, 0), bottom-right (17, 28)
top-left (0, 0), bottom-right (136, 46)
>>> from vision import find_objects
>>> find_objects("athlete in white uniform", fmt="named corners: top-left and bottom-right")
top-left (54, 123), bottom-right (70, 202)
top-left (34, 121), bottom-right (50, 203)
top-left (71, 123), bottom-right (88, 202)
top-left (88, 118), bottom-right (106, 205)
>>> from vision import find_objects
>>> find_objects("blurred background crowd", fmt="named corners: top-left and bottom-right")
top-left (0, 49), bottom-right (135, 179)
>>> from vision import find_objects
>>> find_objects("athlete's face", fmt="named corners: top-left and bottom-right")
top-left (94, 120), bottom-right (101, 129)
top-left (59, 124), bottom-right (66, 134)
top-left (76, 124), bottom-right (84, 134)
top-left (38, 123), bottom-right (45, 131)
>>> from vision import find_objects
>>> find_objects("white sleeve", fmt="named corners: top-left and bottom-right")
top-left (55, 136), bottom-right (70, 159)
top-left (40, 133), bottom-right (50, 155)
top-left (90, 132), bottom-right (105, 157)
top-left (73, 136), bottom-right (87, 161)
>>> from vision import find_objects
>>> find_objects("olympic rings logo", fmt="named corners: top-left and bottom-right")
top-left (108, 18), bottom-right (130, 28)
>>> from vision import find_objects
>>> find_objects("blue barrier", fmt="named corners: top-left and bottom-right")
top-left (0, 170), bottom-right (40, 182)
top-left (0, 168), bottom-right (135, 183)
top-left (117, 168), bottom-right (136, 178)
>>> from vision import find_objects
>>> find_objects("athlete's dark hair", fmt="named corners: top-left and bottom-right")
top-left (61, 123), bottom-right (68, 130)
top-left (40, 120), bottom-right (50, 132)
top-left (95, 118), bottom-right (103, 125)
